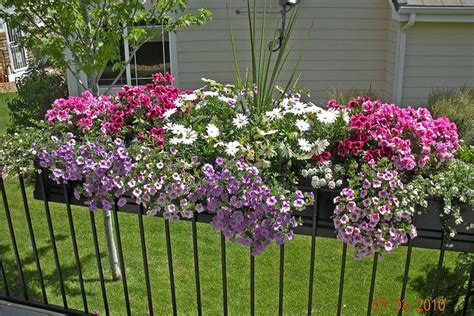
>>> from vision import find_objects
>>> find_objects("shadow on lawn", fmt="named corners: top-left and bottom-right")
top-left (0, 236), bottom-right (110, 304)
top-left (410, 253), bottom-right (473, 316)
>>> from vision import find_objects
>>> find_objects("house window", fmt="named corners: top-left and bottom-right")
top-left (6, 24), bottom-right (28, 71)
top-left (99, 26), bottom-right (172, 87)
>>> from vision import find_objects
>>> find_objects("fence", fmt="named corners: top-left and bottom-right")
top-left (0, 170), bottom-right (473, 315)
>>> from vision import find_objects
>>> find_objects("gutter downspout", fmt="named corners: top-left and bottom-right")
top-left (395, 13), bottom-right (416, 105)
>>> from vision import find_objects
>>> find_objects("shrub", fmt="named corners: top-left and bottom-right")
top-left (428, 87), bottom-right (474, 144)
top-left (7, 63), bottom-right (68, 133)
top-left (328, 87), bottom-right (378, 105)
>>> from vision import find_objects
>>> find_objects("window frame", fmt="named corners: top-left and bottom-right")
top-left (98, 24), bottom-right (177, 90)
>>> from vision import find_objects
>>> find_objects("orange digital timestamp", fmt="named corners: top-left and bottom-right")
top-left (371, 297), bottom-right (446, 313)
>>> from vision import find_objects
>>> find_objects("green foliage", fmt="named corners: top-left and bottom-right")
top-left (428, 87), bottom-right (474, 144)
top-left (229, 0), bottom-right (306, 115)
top-left (0, 0), bottom-right (211, 94)
top-left (7, 63), bottom-right (67, 133)
top-left (0, 126), bottom-right (48, 176)
top-left (328, 87), bottom-right (379, 105)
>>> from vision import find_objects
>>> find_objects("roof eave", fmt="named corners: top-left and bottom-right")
top-left (398, 5), bottom-right (474, 15)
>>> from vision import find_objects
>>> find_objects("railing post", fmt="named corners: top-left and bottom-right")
top-left (39, 169), bottom-right (68, 308)
top-left (0, 175), bottom-right (28, 300)
top-left (164, 219), bottom-right (177, 316)
top-left (307, 190), bottom-right (319, 315)
top-left (19, 174), bottom-right (48, 304)
top-left (138, 204), bottom-right (153, 316)
top-left (191, 214), bottom-right (202, 316)
top-left (220, 232), bottom-right (228, 316)
top-left (112, 200), bottom-right (131, 315)
top-left (63, 184), bottom-right (88, 313)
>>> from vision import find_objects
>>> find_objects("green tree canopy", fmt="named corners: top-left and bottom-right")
top-left (0, 0), bottom-right (211, 94)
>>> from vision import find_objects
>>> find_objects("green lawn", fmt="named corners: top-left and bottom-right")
top-left (0, 93), bottom-right (468, 315)
top-left (0, 93), bottom-right (15, 135)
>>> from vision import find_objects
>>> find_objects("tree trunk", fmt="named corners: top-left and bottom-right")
top-left (88, 71), bottom-right (122, 281)
top-left (103, 210), bottom-right (121, 280)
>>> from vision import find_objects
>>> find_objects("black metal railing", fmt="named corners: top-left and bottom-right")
top-left (0, 170), bottom-right (473, 316)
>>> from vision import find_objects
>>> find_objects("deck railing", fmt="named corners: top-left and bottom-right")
top-left (0, 170), bottom-right (472, 315)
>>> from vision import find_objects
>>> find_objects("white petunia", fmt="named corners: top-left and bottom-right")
top-left (206, 123), bottom-right (220, 138)
top-left (317, 109), bottom-right (338, 124)
top-left (298, 138), bottom-right (312, 152)
top-left (265, 108), bottom-right (282, 120)
top-left (312, 138), bottom-right (329, 155)
top-left (225, 141), bottom-right (241, 156)
top-left (232, 114), bottom-right (249, 129)
top-left (296, 119), bottom-right (311, 132)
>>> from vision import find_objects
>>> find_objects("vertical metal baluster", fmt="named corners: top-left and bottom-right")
top-left (112, 201), bottom-right (131, 316)
top-left (250, 250), bottom-right (255, 316)
top-left (398, 237), bottom-right (414, 316)
top-left (191, 215), bottom-right (202, 316)
top-left (138, 204), bottom-right (153, 316)
top-left (220, 232), bottom-right (228, 316)
top-left (19, 175), bottom-right (47, 304)
top-left (429, 233), bottom-right (446, 316)
top-left (63, 184), bottom-right (88, 312)
top-left (39, 170), bottom-right (68, 308)
top-left (367, 252), bottom-right (379, 316)
top-left (89, 211), bottom-right (109, 315)
top-left (164, 219), bottom-right (177, 316)
top-left (278, 244), bottom-right (285, 316)
top-left (462, 262), bottom-right (473, 316)
top-left (0, 176), bottom-right (28, 300)
top-left (336, 243), bottom-right (347, 316)
top-left (307, 191), bottom-right (319, 315)
top-left (0, 260), bottom-right (9, 297)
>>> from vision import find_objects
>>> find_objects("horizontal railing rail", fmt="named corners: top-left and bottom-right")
top-left (0, 170), bottom-right (472, 316)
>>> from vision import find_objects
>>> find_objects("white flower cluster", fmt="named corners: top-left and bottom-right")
top-left (301, 161), bottom-right (345, 189)
top-left (166, 123), bottom-right (198, 145)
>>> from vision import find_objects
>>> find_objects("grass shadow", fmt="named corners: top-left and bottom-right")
top-left (410, 254), bottom-right (472, 315)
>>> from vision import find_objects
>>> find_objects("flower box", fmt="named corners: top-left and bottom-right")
top-left (34, 172), bottom-right (473, 253)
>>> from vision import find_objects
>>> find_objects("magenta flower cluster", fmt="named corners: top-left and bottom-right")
top-left (193, 158), bottom-right (310, 255)
top-left (333, 161), bottom-right (417, 259)
top-left (44, 72), bottom-right (186, 145)
top-left (337, 99), bottom-right (459, 170)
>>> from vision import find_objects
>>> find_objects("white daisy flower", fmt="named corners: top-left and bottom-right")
top-left (317, 109), bottom-right (338, 124)
top-left (163, 108), bottom-right (177, 119)
top-left (306, 102), bottom-right (323, 114)
top-left (166, 123), bottom-right (186, 135)
top-left (265, 108), bottom-right (282, 120)
top-left (225, 141), bottom-right (241, 156)
top-left (203, 91), bottom-right (219, 97)
top-left (218, 96), bottom-right (236, 106)
top-left (232, 114), bottom-right (249, 129)
top-left (296, 119), bottom-right (311, 132)
top-left (206, 124), bottom-right (220, 138)
top-left (181, 93), bottom-right (197, 101)
top-left (280, 143), bottom-right (294, 158)
top-left (312, 138), bottom-right (329, 155)
top-left (181, 129), bottom-right (198, 145)
top-left (298, 138), bottom-right (312, 152)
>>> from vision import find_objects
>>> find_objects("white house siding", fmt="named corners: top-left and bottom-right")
top-left (402, 22), bottom-right (474, 106)
top-left (176, 0), bottom-right (393, 103)
top-left (383, 13), bottom-right (399, 102)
